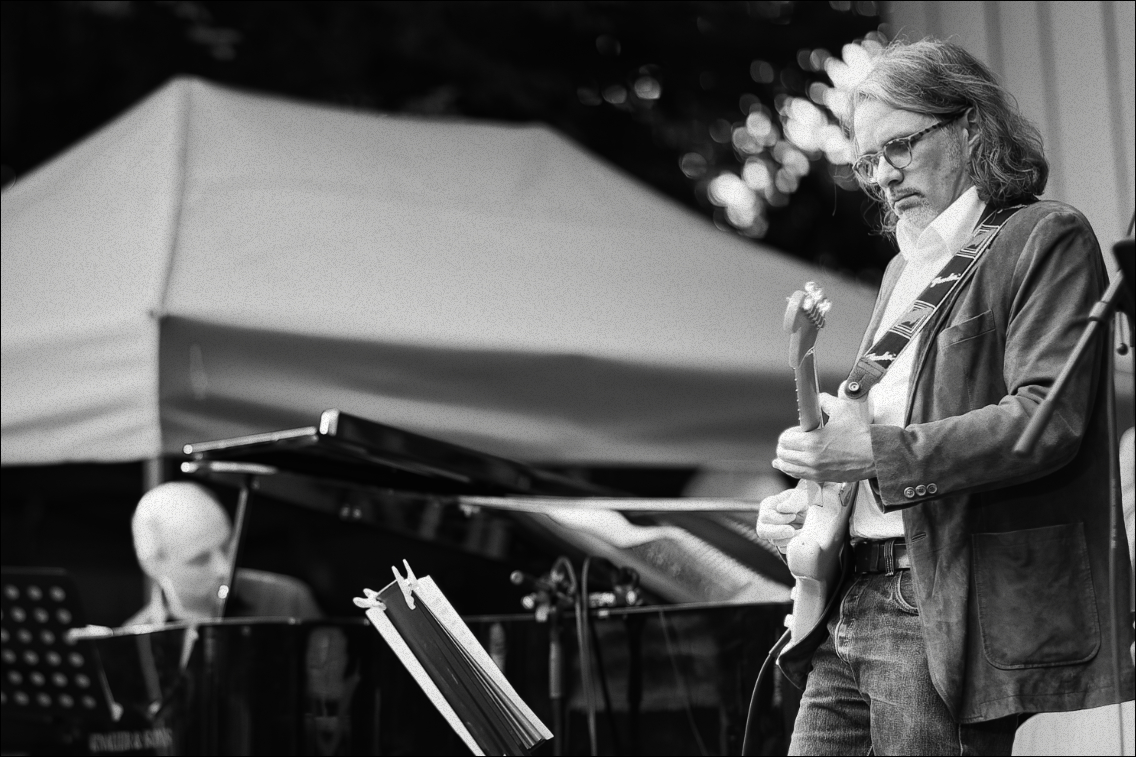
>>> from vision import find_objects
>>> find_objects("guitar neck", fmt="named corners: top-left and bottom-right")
top-left (793, 350), bottom-right (824, 432)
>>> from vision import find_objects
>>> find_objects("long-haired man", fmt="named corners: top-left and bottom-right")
top-left (756, 38), bottom-right (1134, 755)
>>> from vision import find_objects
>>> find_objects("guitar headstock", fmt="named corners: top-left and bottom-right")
top-left (784, 281), bottom-right (832, 367)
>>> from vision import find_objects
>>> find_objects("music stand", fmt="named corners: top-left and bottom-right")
top-left (1, 567), bottom-right (119, 723)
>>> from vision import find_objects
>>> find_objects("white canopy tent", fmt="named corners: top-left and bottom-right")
top-left (2, 77), bottom-right (878, 468)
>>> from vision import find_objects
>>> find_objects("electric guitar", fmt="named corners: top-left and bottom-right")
top-left (780, 282), bottom-right (862, 653)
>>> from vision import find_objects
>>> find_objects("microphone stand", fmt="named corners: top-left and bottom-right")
top-left (519, 558), bottom-right (577, 757)
top-left (1014, 275), bottom-right (1127, 455)
top-left (549, 605), bottom-right (564, 757)
top-left (1014, 273), bottom-right (1130, 753)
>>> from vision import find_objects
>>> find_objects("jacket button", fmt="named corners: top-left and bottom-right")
top-left (927, 483), bottom-right (938, 494)
top-left (904, 486), bottom-right (916, 498)
top-left (915, 484), bottom-right (927, 496)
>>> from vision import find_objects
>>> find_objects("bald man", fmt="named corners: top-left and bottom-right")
top-left (126, 482), bottom-right (322, 625)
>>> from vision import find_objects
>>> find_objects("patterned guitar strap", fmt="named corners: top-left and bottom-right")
top-left (843, 204), bottom-right (1026, 401)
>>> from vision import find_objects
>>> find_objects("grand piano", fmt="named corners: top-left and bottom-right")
top-left (1, 411), bottom-right (797, 755)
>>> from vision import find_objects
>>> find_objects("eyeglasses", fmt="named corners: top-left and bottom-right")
top-left (852, 117), bottom-right (958, 184)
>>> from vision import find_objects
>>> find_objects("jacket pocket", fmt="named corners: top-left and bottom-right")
top-left (972, 522), bottom-right (1100, 670)
top-left (932, 309), bottom-right (1001, 410)
top-left (938, 309), bottom-right (995, 347)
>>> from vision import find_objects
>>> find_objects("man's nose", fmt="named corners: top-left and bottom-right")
top-left (875, 156), bottom-right (903, 188)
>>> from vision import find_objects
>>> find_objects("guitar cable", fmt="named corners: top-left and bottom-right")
top-left (741, 630), bottom-right (790, 756)
top-left (586, 611), bottom-right (623, 754)
top-left (579, 556), bottom-right (625, 756)
top-left (658, 612), bottom-right (710, 757)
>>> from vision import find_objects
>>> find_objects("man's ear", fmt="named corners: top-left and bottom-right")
top-left (137, 548), bottom-right (167, 579)
top-left (964, 107), bottom-right (980, 149)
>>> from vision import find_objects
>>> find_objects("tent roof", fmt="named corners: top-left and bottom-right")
top-left (2, 77), bottom-right (877, 466)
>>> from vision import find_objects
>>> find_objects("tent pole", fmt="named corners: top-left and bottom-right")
top-left (140, 457), bottom-right (166, 607)
top-left (143, 456), bottom-right (165, 491)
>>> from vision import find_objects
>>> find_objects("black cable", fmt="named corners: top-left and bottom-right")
top-left (658, 612), bottom-right (709, 757)
top-left (588, 610), bottom-right (622, 755)
top-left (741, 631), bottom-right (790, 756)
top-left (578, 557), bottom-right (599, 756)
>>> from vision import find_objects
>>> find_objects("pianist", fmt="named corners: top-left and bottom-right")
top-left (125, 481), bottom-right (322, 625)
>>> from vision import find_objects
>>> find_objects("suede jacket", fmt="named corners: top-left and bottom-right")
top-left (779, 200), bottom-right (1135, 723)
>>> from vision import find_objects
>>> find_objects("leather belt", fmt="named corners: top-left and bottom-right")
top-left (852, 538), bottom-right (911, 574)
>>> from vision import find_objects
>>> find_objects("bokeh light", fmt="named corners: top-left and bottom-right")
top-left (749, 60), bottom-right (775, 84)
top-left (679, 152), bottom-right (708, 179)
top-left (706, 33), bottom-right (885, 235)
top-left (742, 159), bottom-right (771, 192)
top-left (709, 170), bottom-right (766, 237)
top-left (577, 86), bottom-right (601, 106)
top-left (602, 84), bottom-right (628, 105)
top-left (633, 76), bottom-right (662, 100)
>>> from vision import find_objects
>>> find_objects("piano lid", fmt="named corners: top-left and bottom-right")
top-left (181, 410), bottom-right (793, 600)
top-left (183, 409), bottom-right (613, 497)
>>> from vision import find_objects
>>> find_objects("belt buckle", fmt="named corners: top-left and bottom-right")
top-left (883, 539), bottom-right (896, 576)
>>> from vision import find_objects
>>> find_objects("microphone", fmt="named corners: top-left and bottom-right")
top-left (510, 570), bottom-right (574, 612)
top-left (509, 570), bottom-right (561, 594)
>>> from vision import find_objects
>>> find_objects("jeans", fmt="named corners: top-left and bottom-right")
top-left (788, 570), bottom-right (1019, 756)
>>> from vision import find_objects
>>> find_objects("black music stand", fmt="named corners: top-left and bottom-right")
top-left (1, 568), bottom-right (120, 723)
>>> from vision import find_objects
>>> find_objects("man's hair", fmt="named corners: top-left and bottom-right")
top-left (847, 38), bottom-right (1048, 235)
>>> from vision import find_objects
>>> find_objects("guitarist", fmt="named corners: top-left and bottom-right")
top-left (755, 38), bottom-right (1134, 755)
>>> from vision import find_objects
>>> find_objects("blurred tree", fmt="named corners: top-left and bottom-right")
top-left (0, 0), bottom-right (894, 281)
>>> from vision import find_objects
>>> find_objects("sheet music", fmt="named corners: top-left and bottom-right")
top-left (358, 570), bottom-right (551, 755)
top-left (415, 577), bottom-right (552, 742)
top-left (361, 602), bottom-right (483, 756)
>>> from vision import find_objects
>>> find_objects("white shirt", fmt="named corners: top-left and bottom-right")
top-left (850, 186), bottom-right (987, 540)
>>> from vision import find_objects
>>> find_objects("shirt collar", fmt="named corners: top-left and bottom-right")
top-left (896, 186), bottom-right (986, 264)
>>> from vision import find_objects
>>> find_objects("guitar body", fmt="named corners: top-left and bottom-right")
top-left (779, 285), bottom-right (866, 653)
top-left (783, 475), bottom-right (855, 647)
